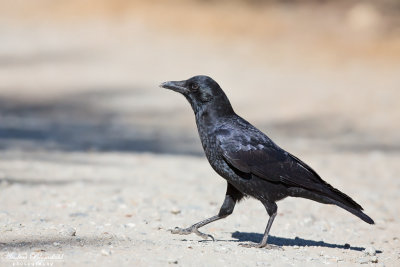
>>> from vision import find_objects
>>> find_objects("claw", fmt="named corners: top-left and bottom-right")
top-left (169, 227), bottom-right (191, 235)
top-left (194, 228), bottom-right (215, 241)
top-left (169, 226), bottom-right (215, 241)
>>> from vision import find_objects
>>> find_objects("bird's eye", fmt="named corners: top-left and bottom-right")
top-left (190, 83), bottom-right (199, 91)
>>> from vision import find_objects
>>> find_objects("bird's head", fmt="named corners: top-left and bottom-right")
top-left (160, 75), bottom-right (233, 115)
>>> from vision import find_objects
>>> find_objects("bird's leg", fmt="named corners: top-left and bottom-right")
top-left (170, 215), bottom-right (220, 241)
top-left (170, 183), bottom-right (243, 241)
top-left (240, 202), bottom-right (282, 249)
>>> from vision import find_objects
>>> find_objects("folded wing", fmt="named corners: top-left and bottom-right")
top-left (217, 128), bottom-right (363, 210)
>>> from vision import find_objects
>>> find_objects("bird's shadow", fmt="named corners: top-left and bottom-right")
top-left (230, 231), bottom-right (381, 252)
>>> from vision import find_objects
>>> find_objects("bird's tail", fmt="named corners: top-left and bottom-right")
top-left (289, 187), bottom-right (374, 224)
top-left (328, 197), bottom-right (374, 224)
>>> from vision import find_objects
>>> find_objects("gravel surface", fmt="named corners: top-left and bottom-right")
top-left (0, 150), bottom-right (398, 266)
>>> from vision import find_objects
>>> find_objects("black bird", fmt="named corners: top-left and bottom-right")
top-left (160, 75), bottom-right (374, 248)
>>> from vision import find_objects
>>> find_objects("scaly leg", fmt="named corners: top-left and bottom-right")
top-left (240, 201), bottom-right (282, 249)
top-left (170, 183), bottom-right (243, 241)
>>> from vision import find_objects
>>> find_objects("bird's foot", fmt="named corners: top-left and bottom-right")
top-left (239, 242), bottom-right (283, 250)
top-left (169, 226), bottom-right (215, 241)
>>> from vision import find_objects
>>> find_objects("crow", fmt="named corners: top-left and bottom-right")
top-left (160, 75), bottom-right (374, 248)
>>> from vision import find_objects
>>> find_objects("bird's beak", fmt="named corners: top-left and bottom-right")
top-left (159, 80), bottom-right (188, 94)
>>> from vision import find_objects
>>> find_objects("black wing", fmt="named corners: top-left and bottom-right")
top-left (216, 122), bottom-right (362, 210)
top-left (218, 131), bottom-right (327, 190)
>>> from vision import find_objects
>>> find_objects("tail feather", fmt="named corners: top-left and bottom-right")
top-left (330, 198), bottom-right (374, 224)
top-left (289, 187), bottom-right (374, 224)
top-left (288, 153), bottom-right (365, 212)
top-left (325, 185), bottom-right (363, 210)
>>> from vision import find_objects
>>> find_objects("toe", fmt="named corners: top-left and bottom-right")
top-left (193, 229), bottom-right (215, 241)
top-left (170, 227), bottom-right (188, 235)
top-left (264, 244), bottom-right (284, 250)
top-left (239, 242), bottom-right (257, 248)
top-left (239, 243), bottom-right (283, 250)
top-left (169, 227), bottom-right (179, 234)
top-left (169, 227), bottom-right (215, 241)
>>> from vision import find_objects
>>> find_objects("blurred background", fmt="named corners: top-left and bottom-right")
top-left (0, 0), bottom-right (399, 155)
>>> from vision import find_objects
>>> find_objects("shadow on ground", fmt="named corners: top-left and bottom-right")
top-left (231, 231), bottom-right (369, 252)
top-left (0, 88), bottom-right (202, 155)
top-left (0, 88), bottom-right (398, 155)
top-left (0, 235), bottom-right (125, 250)
top-left (0, 177), bottom-right (112, 186)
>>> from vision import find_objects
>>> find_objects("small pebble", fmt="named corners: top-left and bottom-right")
top-left (170, 208), bottom-right (181, 215)
top-left (358, 257), bottom-right (369, 264)
top-left (60, 227), bottom-right (76, 237)
top-left (364, 246), bottom-right (376, 256)
top-left (336, 257), bottom-right (344, 262)
top-left (101, 249), bottom-right (111, 256)
top-left (168, 259), bottom-right (178, 264)
top-left (53, 242), bottom-right (60, 246)
top-left (370, 256), bottom-right (378, 263)
top-left (125, 223), bottom-right (136, 228)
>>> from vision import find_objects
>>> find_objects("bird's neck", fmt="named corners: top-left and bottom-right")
top-left (196, 93), bottom-right (234, 116)
top-left (195, 97), bottom-right (234, 131)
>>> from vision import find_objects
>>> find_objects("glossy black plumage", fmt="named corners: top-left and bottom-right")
top-left (161, 75), bottom-right (374, 248)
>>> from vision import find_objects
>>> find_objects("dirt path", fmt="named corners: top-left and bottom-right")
top-left (0, 150), bottom-right (398, 266)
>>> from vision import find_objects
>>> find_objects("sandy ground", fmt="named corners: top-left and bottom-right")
top-left (0, 150), bottom-right (399, 266)
top-left (0, 1), bottom-right (400, 266)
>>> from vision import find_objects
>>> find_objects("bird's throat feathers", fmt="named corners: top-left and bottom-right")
top-left (194, 101), bottom-right (234, 140)
top-left (195, 95), bottom-right (234, 122)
